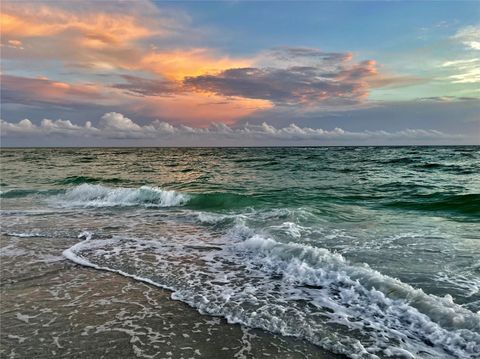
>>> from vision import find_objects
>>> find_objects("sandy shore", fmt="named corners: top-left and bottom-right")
top-left (1, 234), bottom-right (344, 359)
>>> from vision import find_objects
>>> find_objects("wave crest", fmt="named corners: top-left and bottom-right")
top-left (57, 184), bottom-right (190, 208)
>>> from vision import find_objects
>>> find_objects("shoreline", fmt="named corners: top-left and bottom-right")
top-left (1, 235), bottom-right (344, 358)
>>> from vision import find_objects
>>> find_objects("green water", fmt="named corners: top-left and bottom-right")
top-left (1, 147), bottom-right (479, 358)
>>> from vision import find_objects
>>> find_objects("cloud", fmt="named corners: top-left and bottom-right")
top-left (99, 112), bottom-right (142, 131)
top-left (441, 58), bottom-right (479, 67)
top-left (447, 68), bottom-right (480, 84)
top-left (436, 27), bottom-right (480, 85)
top-left (0, 74), bottom-right (107, 107)
top-left (1, 2), bottom-right (249, 81)
top-left (0, 1), bottom-right (263, 124)
top-left (1, 112), bottom-right (467, 145)
top-left (439, 57), bottom-right (480, 84)
top-left (185, 49), bottom-right (421, 106)
top-left (112, 75), bottom-right (179, 97)
top-left (1, 117), bottom-right (88, 136)
top-left (139, 48), bottom-right (252, 81)
top-left (1, 1), bottom-right (165, 44)
top-left (263, 47), bottom-right (353, 67)
top-left (452, 25), bottom-right (480, 50)
top-left (415, 96), bottom-right (480, 102)
top-left (126, 93), bottom-right (272, 126)
top-left (0, 1), bottom-right (469, 131)
top-left (3, 3), bottom-right (420, 113)
top-left (0, 39), bottom-right (24, 50)
top-left (185, 66), bottom-right (368, 106)
top-left (0, 74), bottom-right (272, 126)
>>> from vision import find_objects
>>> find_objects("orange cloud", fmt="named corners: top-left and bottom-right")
top-left (1, 74), bottom-right (106, 106)
top-left (129, 92), bottom-right (273, 126)
top-left (1, 1), bottom-right (421, 128)
top-left (140, 49), bottom-right (253, 80)
top-left (1, 2), bottom-right (250, 83)
top-left (1, 4), bottom-right (156, 47)
top-left (1, 74), bottom-right (271, 126)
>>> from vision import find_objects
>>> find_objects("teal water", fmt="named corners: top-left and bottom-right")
top-left (1, 147), bottom-right (479, 358)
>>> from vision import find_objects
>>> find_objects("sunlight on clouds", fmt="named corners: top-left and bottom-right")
top-left (185, 56), bottom-right (421, 107)
top-left (1, 0), bottom-right (477, 133)
top-left (1, 113), bottom-right (461, 144)
top-left (440, 58), bottom-right (480, 85)
top-left (0, 38), bottom-right (24, 50)
top-left (129, 92), bottom-right (273, 126)
top-left (441, 59), bottom-right (479, 67)
top-left (452, 25), bottom-right (480, 50)
top-left (1, 4), bottom-right (156, 45)
top-left (100, 112), bottom-right (142, 131)
top-left (1, 75), bottom-right (105, 105)
top-left (0, 74), bottom-right (272, 126)
top-left (140, 49), bottom-right (253, 80)
top-left (448, 68), bottom-right (480, 84)
top-left (1, 1), bottom-right (252, 83)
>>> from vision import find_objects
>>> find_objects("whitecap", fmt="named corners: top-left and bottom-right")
top-left (54, 184), bottom-right (190, 208)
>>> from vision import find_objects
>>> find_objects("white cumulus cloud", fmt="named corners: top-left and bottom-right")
top-left (0, 112), bottom-right (466, 146)
top-left (100, 112), bottom-right (142, 131)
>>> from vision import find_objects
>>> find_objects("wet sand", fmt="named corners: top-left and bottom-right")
top-left (0, 234), bottom-right (344, 358)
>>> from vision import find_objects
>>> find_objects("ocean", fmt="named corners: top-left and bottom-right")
top-left (1, 147), bottom-right (479, 359)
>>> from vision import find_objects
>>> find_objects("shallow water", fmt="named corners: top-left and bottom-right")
top-left (1, 147), bottom-right (479, 358)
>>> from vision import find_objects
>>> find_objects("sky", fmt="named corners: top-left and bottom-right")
top-left (1, 0), bottom-right (479, 146)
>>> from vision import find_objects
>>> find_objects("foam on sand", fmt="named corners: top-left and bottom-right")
top-left (64, 227), bottom-right (480, 359)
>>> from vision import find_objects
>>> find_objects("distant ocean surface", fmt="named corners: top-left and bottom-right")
top-left (1, 147), bottom-right (479, 358)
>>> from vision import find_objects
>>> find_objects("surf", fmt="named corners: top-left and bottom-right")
top-left (63, 225), bottom-right (480, 359)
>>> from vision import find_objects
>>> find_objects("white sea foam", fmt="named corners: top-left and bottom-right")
top-left (55, 184), bottom-right (190, 208)
top-left (435, 271), bottom-right (480, 298)
top-left (238, 235), bottom-right (480, 330)
top-left (64, 227), bottom-right (480, 359)
top-left (3, 232), bottom-right (47, 238)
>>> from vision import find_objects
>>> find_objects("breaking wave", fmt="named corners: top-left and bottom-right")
top-left (56, 184), bottom-right (190, 208)
top-left (64, 225), bottom-right (480, 359)
top-left (53, 184), bottom-right (259, 210)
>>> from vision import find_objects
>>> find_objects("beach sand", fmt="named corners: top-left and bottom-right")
top-left (0, 234), bottom-right (343, 359)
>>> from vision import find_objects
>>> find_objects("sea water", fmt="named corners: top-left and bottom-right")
top-left (1, 147), bottom-right (479, 358)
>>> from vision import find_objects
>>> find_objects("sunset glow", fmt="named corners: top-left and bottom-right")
top-left (1, 0), bottom-right (479, 145)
